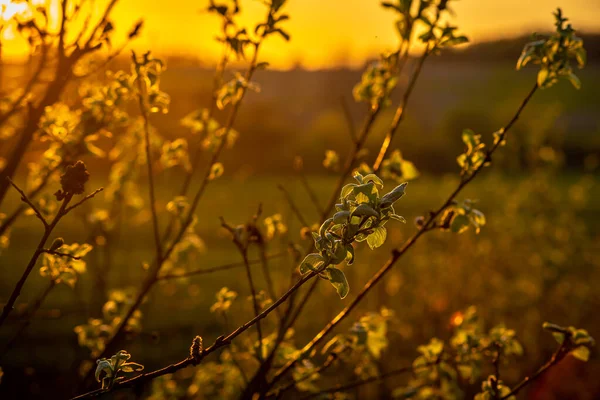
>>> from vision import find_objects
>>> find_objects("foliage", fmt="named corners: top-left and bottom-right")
top-left (299, 172), bottom-right (407, 298)
top-left (95, 350), bottom-right (144, 390)
top-left (40, 243), bottom-right (93, 287)
top-left (0, 1), bottom-right (595, 400)
top-left (517, 8), bottom-right (586, 89)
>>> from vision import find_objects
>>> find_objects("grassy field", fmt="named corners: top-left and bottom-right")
top-left (1, 169), bottom-right (599, 397)
top-left (1, 55), bottom-right (599, 397)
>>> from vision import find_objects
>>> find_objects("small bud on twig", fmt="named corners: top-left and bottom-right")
top-left (190, 336), bottom-right (203, 361)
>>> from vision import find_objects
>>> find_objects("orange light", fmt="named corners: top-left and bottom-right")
top-left (451, 311), bottom-right (464, 327)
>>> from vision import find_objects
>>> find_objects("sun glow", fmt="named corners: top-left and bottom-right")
top-left (0, 0), bottom-right (598, 69)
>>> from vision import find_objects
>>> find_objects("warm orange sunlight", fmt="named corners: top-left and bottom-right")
top-left (1, 0), bottom-right (599, 69)
top-left (0, 0), bottom-right (598, 398)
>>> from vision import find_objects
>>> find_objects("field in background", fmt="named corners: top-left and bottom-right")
top-left (1, 42), bottom-right (600, 397)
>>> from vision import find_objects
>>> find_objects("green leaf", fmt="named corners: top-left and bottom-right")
top-left (351, 204), bottom-right (379, 219)
top-left (566, 72), bottom-right (581, 89)
top-left (390, 214), bottom-right (406, 223)
top-left (450, 214), bottom-right (470, 234)
top-left (341, 184), bottom-right (357, 199)
top-left (95, 359), bottom-right (113, 382)
top-left (400, 159), bottom-right (419, 180)
top-left (353, 182), bottom-right (377, 203)
top-left (380, 182), bottom-right (407, 208)
top-left (351, 322), bottom-right (368, 345)
top-left (461, 129), bottom-right (479, 150)
top-left (120, 362), bottom-right (144, 373)
top-left (299, 253), bottom-right (325, 275)
top-left (346, 245), bottom-right (355, 265)
top-left (571, 346), bottom-right (590, 362)
top-left (574, 47), bottom-right (587, 67)
top-left (552, 332), bottom-right (565, 345)
top-left (362, 173), bottom-right (384, 187)
top-left (330, 242), bottom-right (347, 265)
top-left (327, 267), bottom-right (349, 299)
top-left (333, 210), bottom-right (350, 224)
top-left (367, 226), bottom-right (387, 249)
top-left (537, 68), bottom-right (549, 87)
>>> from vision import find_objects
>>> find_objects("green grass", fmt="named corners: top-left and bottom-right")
top-left (1, 171), bottom-right (599, 378)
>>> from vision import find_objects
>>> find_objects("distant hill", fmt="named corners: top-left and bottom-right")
top-left (437, 33), bottom-right (600, 65)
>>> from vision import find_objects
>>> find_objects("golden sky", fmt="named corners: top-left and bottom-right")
top-left (2, 0), bottom-right (600, 70)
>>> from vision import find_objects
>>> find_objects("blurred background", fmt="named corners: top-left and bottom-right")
top-left (0, 0), bottom-right (599, 398)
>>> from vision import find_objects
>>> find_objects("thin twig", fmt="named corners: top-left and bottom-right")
top-left (372, 42), bottom-right (432, 171)
top-left (156, 252), bottom-right (285, 281)
top-left (277, 184), bottom-right (310, 227)
top-left (64, 188), bottom-right (104, 214)
top-left (0, 194), bottom-right (72, 327)
top-left (271, 82), bottom-right (539, 385)
top-left (6, 177), bottom-right (48, 228)
top-left (268, 352), bottom-right (338, 398)
top-left (300, 362), bottom-right (439, 399)
top-left (0, 280), bottom-right (56, 360)
top-left (81, 32), bottom-right (270, 385)
top-left (221, 313), bottom-right (250, 386)
top-left (500, 341), bottom-right (569, 399)
top-left (220, 216), bottom-right (265, 362)
top-left (134, 52), bottom-right (163, 264)
top-left (0, 162), bottom-right (61, 236)
top-left (40, 250), bottom-right (83, 260)
top-left (371, 6), bottom-right (442, 172)
top-left (492, 342), bottom-right (501, 400)
top-left (160, 48), bottom-right (230, 244)
top-left (298, 173), bottom-right (324, 217)
top-left (82, 0), bottom-right (119, 51)
top-left (71, 268), bottom-right (326, 400)
top-left (0, 44), bottom-right (49, 129)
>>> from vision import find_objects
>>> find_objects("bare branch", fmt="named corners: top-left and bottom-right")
top-left (0, 45), bottom-right (49, 127)
top-left (271, 82), bottom-right (539, 385)
top-left (278, 184), bottom-right (310, 228)
top-left (71, 268), bottom-right (325, 400)
top-left (269, 352), bottom-right (338, 398)
top-left (501, 341), bottom-right (569, 399)
top-left (299, 363), bottom-right (436, 399)
top-left (156, 252), bottom-right (286, 281)
top-left (220, 215), bottom-right (265, 362)
top-left (63, 187), bottom-right (104, 214)
top-left (373, 42), bottom-right (433, 171)
top-left (298, 173), bottom-right (324, 217)
top-left (133, 52), bottom-right (163, 263)
top-left (6, 177), bottom-right (48, 228)
top-left (84, 29), bottom-right (270, 376)
top-left (40, 249), bottom-right (82, 260)
top-left (0, 280), bottom-right (56, 360)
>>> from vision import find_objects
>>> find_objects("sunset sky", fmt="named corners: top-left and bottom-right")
top-left (2, 0), bottom-right (599, 69)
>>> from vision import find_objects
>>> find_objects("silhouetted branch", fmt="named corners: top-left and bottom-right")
top-left (278, 184), bottom-right (310, 228)
top-left (271, 82), bottom-right (539, 384)
top-left (6, 177), bottom-right (48, 228)
top-left (156, 252), bottom-right (286, 281)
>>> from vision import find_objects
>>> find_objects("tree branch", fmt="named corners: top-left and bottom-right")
top-left (501, 341), bottom-right (569, 399)
top-left (278, 184), bottom-right (310, 228)
top-left (220, 215), bottom-right (265, 362)
top-left (271, 82), bottom-right (539, 385)
top-left (6, 177), bottom-right (48, 228)
top-left (134, 54), bottom-right (163, 264)
top-left (156, 252), bottom-right (285, 281)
